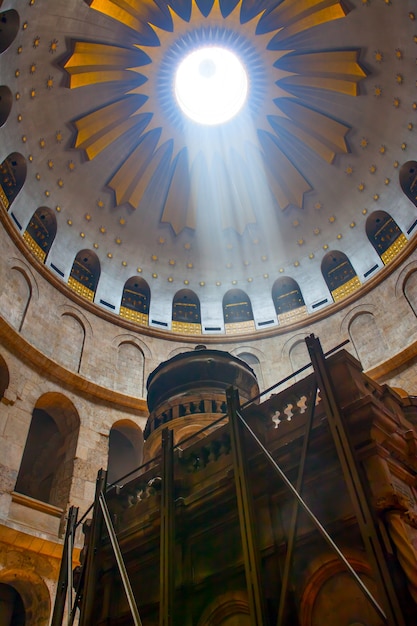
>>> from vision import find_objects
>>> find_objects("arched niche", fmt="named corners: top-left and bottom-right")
top-left (0, 583), bottom-right (25, 626)
top-left (348, 311), bottom-right (388, 370)
top-left (0, 152), bottom-right (27, 209)
top-left (15, 393), bottom-right (80, 510)
top-left (197, 591), bottom-right (250, 626)
top-left (107, 420), bottom-right (143, 485)
top-left (23, 206), bottom-right (57, 263)
top-left (366, 210), bottom-right (407, 266)
top-left (53, 313), bottom-right (85, 373)
top-left (68, 249), bottom-right (100, 301)
top-left (403, 269), bottom-right (417, 318)
top-left (0, 85), bottom-right (12, 127)
top-left (120, 276), bottom-right (150, 325)
top-left (0, 352), bottom-right (9, 401)
top-left (300, 556), bottom-right (379, 626)
top-left (289, 338), bottom-right (312, 381)
top-left (0, 10), bottom-right (19, 54)
top-left (399, 160), bottom-right (417, 207)
top-left (321, 250), bottom-right (360, 302)
top-left (272, 276), bottom-right (307, 325)
top-left (0, 266), bottom-right (32, 331)
top-left (115, 341), bottom-right (145, 397)
top-left (236, 351), bottom-right (263, 390)
top-left (0, 569), bottom-right (50, 626)
top-left (172, 288), bottom-right (201, 334)
top-left (223, 289), bottom-right (255, 334)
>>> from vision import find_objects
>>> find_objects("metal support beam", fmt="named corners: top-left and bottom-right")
top-left (235, 407), bottom-right (387, 622)
top-left (276, 384), bottom-right (317, 626)
top-left (99, 492), bottom-right (142, 626)
top-left (305, 334), bottom-right (406, 626)
top-left (78, 469), bottom-right (107, 626)
top-left (227, 387), bottom-right (267, 626)
top-left (160, 427), bottom-right (175, 626)
top-left (51, 506), bottom-right (78, 626)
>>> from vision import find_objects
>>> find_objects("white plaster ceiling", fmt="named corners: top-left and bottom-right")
top-left (0, 0), bottom-right (416, 334)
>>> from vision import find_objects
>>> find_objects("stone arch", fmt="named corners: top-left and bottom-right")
top-left (403, 270), bottom-right (417, 318)
top-left (235, 351), bottom-right (264, 391)
top-left (15, 393), bottom-right (80, 511)
top-left (166, 346), bottom-right (191, 360)
top-left (53, 312), bottom-right (86, 373)
top-left (399, 160), bottom-right (417, 207)
top-left (0, 152), bottom-right (27, 208)
top-left (120, 276), bottom-right (150, 325)
top-left (172, 288), bottom-right (201, 334)
top-left (0, 85), bottom-right (12, 127)
top-left (288, 336), bottom-right (312, 381)
top-left (115, 341), bottom-right (145, 397)
top-left (0, 583), bottom-right (25, 625)
top-left (0, 265), bottom-right (32, 331)
top-left (366, 210), bottom-right (407, 266)
top-left (394, 261), bottom-right (417, 299)
top-left (0, 9), bottom-right (19, 54)
top-left (348, 310), bottom-right (388, 370)
top-left (299, 554), bottom-right (378, 626)
top-left (0, 568), bottom-right (50, 626)
top-left (107, 419), bottom-right (144, 485)
top-left (23, 206), bottom-right (57, 263)
top-left (223, 289), bottom-right (255, 334)
top-left (321, 250), bottom-right (360, 302)
top-left (0, 352), bottom-right (10, 401)
top-left (68, 249), bottom-right (101, 302)
top-left (197, 590), bottom-right (250, 626)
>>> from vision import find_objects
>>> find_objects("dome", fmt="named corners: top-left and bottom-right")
top-left (1, 0), bottom-right (416, 339)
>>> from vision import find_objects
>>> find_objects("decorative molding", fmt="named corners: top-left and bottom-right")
top-left (11, 491), bottom-right (63, 518)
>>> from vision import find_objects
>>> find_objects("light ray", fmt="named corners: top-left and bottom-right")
top-left (64, 0), bottom-right (366, 233)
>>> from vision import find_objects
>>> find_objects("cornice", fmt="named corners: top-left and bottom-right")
top-left (0, 314), bottom-right (148, 415)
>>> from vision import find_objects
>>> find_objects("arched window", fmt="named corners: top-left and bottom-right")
top-left (321, 250), bottom-right (361, 302)
top-left (172, 289), bottom-right (201, 334)
top-left (0, 10), bottom-right (19, 54)
top-left (366, 211), bottom-right (407, 265)
top-left (0, 85), bottom-right (12, 127)
top-left (68, 249), bottom-right (100, 301)
top-left (120, 276), bottom-right (150, 325)
top-left (399, 160), bottom-right (417, 207)
top-left (23, 206), bottom-right (57, 263)
top-left (0, 152), bottom-right (26, 209)
top-left (272, 276), bottom-right (307, 324)
top-left (107, 421), bottom-right (143, 485)
top-left (15, 394), bottom-right (80, 510)
top-left (223, 289), bottom-right (255, 334)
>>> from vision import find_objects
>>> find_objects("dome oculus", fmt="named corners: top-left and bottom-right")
top-left (174, 46), bottom-right (248, 125)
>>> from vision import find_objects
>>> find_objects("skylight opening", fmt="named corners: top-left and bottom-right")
top-left (175, 46), bottom-right (248, 126)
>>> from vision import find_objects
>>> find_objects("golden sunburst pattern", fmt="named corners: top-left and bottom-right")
top-left (64, 0), bottom-right (365, 235)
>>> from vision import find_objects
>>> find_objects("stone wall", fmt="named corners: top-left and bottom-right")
top-left (1, 218), bottom-right (417, 623)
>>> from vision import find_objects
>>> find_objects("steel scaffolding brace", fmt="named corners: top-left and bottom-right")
top-left (159, 427), bottom-right (175, 626)
top-left (51, 505), bottom-right (78, 626)
top-left (305, 333), bottom-right (406, 626)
